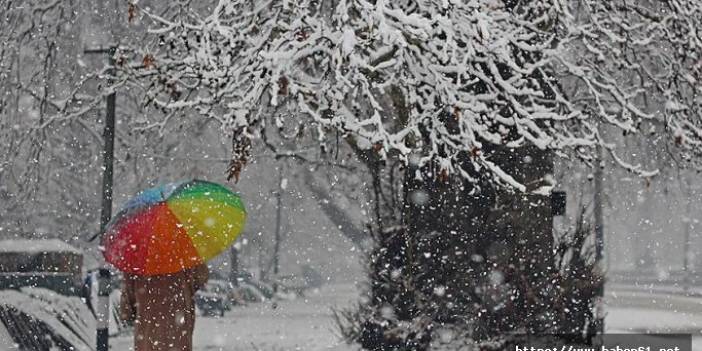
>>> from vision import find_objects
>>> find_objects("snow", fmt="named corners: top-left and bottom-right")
top-left (606, 286), bottom-right (702, 351)
top-left (342, 28), bottom-right (356, 56)
top-left (3, 282), bottom-right (701, 351)
top-left (0, 288), bottom-right (95, 351)
top-left (0, 322), bottom-right (14, 350)
top-left (607, 307), bottom-right (702, 334)
top-left (0, 239), bottom-right (81, 254)
top-left (607, 307), bottom-right (702, 351)
top-left (131, 0), bottom-right (696, 189)
top-left (111, 282), bottom-right (359, 351)
top-left (3, 1), bottom-right (702, 350)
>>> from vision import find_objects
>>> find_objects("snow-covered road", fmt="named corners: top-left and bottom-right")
top-left (606, 287), bottom-right (702, 333)
top-left (606, 287), bottom-right (702, 351)
top-left (111, 282), bottom-right (359, 351)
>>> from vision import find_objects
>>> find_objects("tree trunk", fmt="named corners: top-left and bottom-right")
top-left (404, 145), bottom-right (554, 338)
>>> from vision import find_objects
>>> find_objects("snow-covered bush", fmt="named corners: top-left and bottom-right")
top-left (550, 213), bottom-right (603, 341)
top-left (336, 206), bottom-right (603, 349)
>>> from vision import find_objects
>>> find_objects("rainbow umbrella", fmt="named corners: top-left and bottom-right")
top-left (102, 180), bottom-right (246, 276)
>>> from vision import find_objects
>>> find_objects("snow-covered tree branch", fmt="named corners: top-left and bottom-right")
top-left (555, 0), bottom-right (702, 169)
top-left (119, 0), bottom-right (702, 190)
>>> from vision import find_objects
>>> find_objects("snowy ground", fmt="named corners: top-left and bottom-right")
top-left (109, 282), bottom-right (702, 351)
top-left (111, 282), bottom-right (359, 351)
top-left (606, 286), bottom-right (702, 351)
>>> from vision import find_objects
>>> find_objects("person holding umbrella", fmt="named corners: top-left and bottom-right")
top-left (120, 263), bottom-right (209, 350)
top-left (102, 180), bottom-right (246, 351)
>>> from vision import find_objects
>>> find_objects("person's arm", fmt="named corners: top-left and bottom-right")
top-left (119, 275), bottom-right (136, 324)
top-left (192, 264), bottom-right (209, 292)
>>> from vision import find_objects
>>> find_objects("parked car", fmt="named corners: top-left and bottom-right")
top-left (0, 239), bottom-right (83, 296)
top-left (234, 282), bottom-right (267, 303)
top-left (195, 280), bottom-right (231, 317)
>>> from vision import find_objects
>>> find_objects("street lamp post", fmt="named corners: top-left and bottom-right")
top-left (84, 45), bottom-right (117, 351)
top-left (594, 145), bottom-right (605, 335)
top-left (84, 46), bottom-right (117, 231)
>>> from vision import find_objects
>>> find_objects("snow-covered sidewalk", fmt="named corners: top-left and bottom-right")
top-left (111, 282), bottom-right (359, 351)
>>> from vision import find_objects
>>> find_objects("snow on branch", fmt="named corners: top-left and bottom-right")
top-left (120, 0), bottom-right (702, 188)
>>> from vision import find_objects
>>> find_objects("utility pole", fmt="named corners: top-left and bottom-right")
top-left (84, 45), bottom-right (117, 351)
top-left (593, 145), bottom-right (605, 335)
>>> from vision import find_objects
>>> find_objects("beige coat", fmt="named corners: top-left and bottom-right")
top-left (120, 264), bottom-right (209, 351)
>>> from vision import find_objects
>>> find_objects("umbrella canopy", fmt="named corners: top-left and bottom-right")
top-left (102, 180), bottom-right (246, 275)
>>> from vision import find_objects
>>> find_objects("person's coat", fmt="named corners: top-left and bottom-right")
top-left (120, 264), bottom-right (209, 351)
